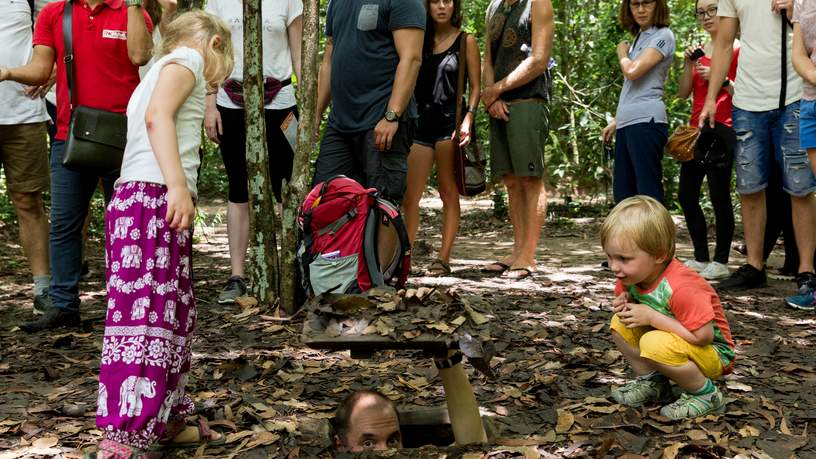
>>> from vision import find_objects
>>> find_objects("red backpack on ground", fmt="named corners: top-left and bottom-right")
top-left (298, 176), bottom-right (411, 297)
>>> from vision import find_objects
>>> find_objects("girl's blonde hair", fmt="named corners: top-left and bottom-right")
top-left (157, 10), bottom-right (234, 91)
top-left (600, 195), bottom-right (676, 259)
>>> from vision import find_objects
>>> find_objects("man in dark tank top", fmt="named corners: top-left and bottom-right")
top-left (481, 0), bottom-right (554, 279)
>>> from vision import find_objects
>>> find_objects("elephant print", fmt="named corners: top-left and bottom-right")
top-left (113, 217), bottom-right (134, 240)
top-left (146, 215), bottom-right (162, 239)
top-left (96, 382), bottom-right (108, 417)
top-left (131, 297), bottom-right (150, 320)
top-left (155, 247), bottom-right (170, 270)
top-left (164, 300), bottom-right (176, 324)
top-left (121, 245), bottom-right (143, 269)
top-left (157, 390), bottom-right (175, 424)
top-left (118, 376), bottom-right (157, 418)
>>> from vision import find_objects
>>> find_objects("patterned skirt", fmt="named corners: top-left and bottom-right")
top-left (96, 181), bottom-right (196, 449)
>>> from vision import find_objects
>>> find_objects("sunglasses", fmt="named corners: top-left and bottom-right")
top-left (630, 0), bottom-right (656, 10)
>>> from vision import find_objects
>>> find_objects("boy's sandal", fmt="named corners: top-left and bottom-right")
top-left (425, 259), bottom-right (451, 276)
top-left (481, 261), bottom-right (510, 273)
top-left (156, 419), bottom-right (226, 449)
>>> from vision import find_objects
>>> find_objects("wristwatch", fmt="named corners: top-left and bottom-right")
top-left (125, 0), bottom-right (143, 7)
top-left (384, 109), bottom-right (400, 122)
top-left (434, 351), bottom-right (464, 370)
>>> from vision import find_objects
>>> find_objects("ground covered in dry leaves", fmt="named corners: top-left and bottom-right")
top-left (0, 195), bottom-right (814, 458)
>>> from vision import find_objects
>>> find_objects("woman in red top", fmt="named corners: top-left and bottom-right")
top-left (676, 0), bottom-right (739, 281)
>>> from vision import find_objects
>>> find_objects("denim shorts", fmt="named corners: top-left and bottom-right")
top-left (732, 102), bottom-right (816, 197)
top-left (800, 99), bottom-right (816, 150)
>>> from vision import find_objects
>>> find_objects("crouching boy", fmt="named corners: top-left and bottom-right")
top-left (600, 196), bottom-right (735, 420)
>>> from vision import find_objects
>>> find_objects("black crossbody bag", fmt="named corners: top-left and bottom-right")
top-left (62, 0), bottom-right (128, 172)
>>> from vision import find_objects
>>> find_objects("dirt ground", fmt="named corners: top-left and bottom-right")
top-left (0, 193), bottom-right (814, 458)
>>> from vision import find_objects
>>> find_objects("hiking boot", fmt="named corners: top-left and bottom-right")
top-left (684, 259), bottom-right (709, 272)
top-left (20, 306), bottom-right (80, 332)
top-left (218, 276), bottom-right (247, 304)
top-left (717, 264), bottom-right (766, 292)
top-left (611, 373), bottom-right (672, 407)
top-left (700, 261), bottom-right (729, 280)
top-left (659, 385), bottom-right (725, 420)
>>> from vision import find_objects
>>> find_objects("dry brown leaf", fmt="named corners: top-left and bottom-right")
top-left (32, 437), bottom-right (59, 448)
top-left (780, 417), bottom-right (792, 436)
top-left (235, 296), bottom-right (258, 309)
top-left (686, 429), bottom-right (708, 441)
top-left (225, 430), bottom-right (255, 444)
top-left (661, 442), bottom-right (686, 459)
top-left (555, 409), bottom-right (574, 433)
top-left (738, 425), bottom-right (760, 437)
top-left (586, 405), bottom-right (620, 414)
top-left (461, 453), bottom-right (484, 459)
top-left (725, 381), bottom-right (753, 392)
top-left (523, 446), bottom-right (539, 459)
top-left (246, 431), bottom-right (280, 449)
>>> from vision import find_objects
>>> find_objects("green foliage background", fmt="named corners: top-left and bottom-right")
top-left (0, 0), bottom-right (708, 227)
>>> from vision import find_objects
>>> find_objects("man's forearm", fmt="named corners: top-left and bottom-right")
top-left (3, 62), bottom-right (52, 86)
top-left (316, 53), bottom-right (332, 119)
top-left (127, 6), bottom-right (153, 66)
top-left (494, 55), bottom-right (549, 95)
top-left (438, 362), bottom-right (486, 445)
top-left (385, 54), bottom-right (421, 115)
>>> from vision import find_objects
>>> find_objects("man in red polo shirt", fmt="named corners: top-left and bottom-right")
top-left (0, 0), bottom-right (154, 331)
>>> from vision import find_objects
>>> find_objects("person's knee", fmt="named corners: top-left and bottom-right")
top-left (9, 191), bottom-right (44, 216)
top-left (502, 174), bottom-right (521, 190)
top-left (437, 182), bottom-right (459, 206)
top-left (638, 330), bottom-right (684, 364)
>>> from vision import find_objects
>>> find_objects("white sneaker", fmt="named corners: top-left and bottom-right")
top-left (685, 259), bottom-right (709, 272)
top-left (700, 261), bottom-right (730, 280)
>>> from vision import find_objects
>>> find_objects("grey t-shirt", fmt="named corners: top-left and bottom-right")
top-left (615, 26), bottom-right (675, 129)
top-left (325, 0), bottom-right (425, 133)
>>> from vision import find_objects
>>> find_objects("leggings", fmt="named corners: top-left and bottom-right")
top-left (217, 105), bottom-right (298, 203)
top-left (678, 157), bottom-right (734, 264)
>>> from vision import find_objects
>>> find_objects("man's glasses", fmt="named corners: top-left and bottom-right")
top-left (630, 0), bottom-right (656, 10)
top-left (696, 6), bottom-right (718, 20)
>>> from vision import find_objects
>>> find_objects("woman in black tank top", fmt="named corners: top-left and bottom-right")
top-left (402, 0), bottom-right (481, 277)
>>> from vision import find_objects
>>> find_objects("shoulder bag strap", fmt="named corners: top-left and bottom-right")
top-left (780, 10), bottom-right (787, 111)
top-left (454, 32), bottom-right (467, 143)
top-left (63, 0), bottom-right (75, 111)
top-left (27, 0), bottom-right (35, 29)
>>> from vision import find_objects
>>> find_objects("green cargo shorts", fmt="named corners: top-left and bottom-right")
top-left (488, 100), bottom-right (549, 179)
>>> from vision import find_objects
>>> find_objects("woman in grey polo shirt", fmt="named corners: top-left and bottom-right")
top-left (601, 0), bottom-right (675, 204)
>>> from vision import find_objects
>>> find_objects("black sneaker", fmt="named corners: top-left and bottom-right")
top-left (795, 272), bottom-right (816, 293)
top-left (218, 276), bottom-right (247, 304)
top-left (33, 290), bottom-right (52, 316)
top-left (20, 306), bottom-right (80, 332)
top-left (717, 264), bottom-right (767, 292)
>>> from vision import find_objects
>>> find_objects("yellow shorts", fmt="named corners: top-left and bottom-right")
top-left (610, 314), bottom-right (724, 379)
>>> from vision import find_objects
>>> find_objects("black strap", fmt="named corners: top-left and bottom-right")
top-left (63, 0), bottom-right (75, 111)
top-left (27, 0), bottom-right (35, 30)
top-left (780, 10), bottom-right (788, 111)
top-left (454, 32), bottom-right (467, 142)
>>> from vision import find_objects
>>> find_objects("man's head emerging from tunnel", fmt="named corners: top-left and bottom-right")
top-left (331, 390), bottom-right (402, 451)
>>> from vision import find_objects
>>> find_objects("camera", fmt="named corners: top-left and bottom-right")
top-left (690, 48), bottom-right (705, 61)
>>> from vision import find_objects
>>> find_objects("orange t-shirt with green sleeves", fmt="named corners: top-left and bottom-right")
top-left (615, 258), bottom-right (736, 373)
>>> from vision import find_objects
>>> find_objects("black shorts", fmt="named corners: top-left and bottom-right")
top-left (414, 103), bottom-right (457, 147)
top-left (312, 121), bottom-right (415, 204)
top-left (217, 105), bottom-right (298, 203)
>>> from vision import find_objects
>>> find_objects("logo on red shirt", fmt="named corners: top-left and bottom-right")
top-left (102, 29), bottom-right (128, 40)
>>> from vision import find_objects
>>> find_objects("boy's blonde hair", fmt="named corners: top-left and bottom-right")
top-left (600, 195), bottom-right (676, 259)
top-left (157, 10), bottom-right (234, 92)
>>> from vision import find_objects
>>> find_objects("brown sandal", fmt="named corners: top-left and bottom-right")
top-left (425, 259), bottom-right (451, 276)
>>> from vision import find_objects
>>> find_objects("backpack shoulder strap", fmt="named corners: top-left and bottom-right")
top-left (27, 0), bottom-right (35, 29)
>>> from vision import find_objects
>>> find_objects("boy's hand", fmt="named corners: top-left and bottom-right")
top-left (618, 303), bottom-right (654, 328)
top-left (611, 292), bottom-right (630, 313)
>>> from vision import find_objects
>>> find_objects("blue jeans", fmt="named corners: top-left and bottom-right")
top-left (49, 141), bottom-right (118, 312)
top-left (613, 120), bottom-right (667, 203)
top-left (732, 102), bottom-right (816, 197)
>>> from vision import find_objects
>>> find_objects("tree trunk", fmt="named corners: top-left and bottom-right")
top-left (279, 0), bottom-right (320, 315)
top-left (244, 0), bottom-right (280, 306)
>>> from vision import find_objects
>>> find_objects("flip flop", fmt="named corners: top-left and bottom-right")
top-left (156, 419), bottom-right (226, 449)
top-left (502, 267), bottom-right (533, 280)
top-left (425, 259), bottom-right (451, 276)
top-left (481, 261), bottom-right (510, 273)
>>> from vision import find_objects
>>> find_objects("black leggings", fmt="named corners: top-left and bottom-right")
top-left (678, 158), bottom-right (734, 264)
top-left (217, 105), bottom-right (298, 203)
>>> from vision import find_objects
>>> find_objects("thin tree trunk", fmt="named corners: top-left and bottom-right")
top-left (280, 0), bottom-right (319, 315)
top-left (244, 0), bottom-right (280, 306)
